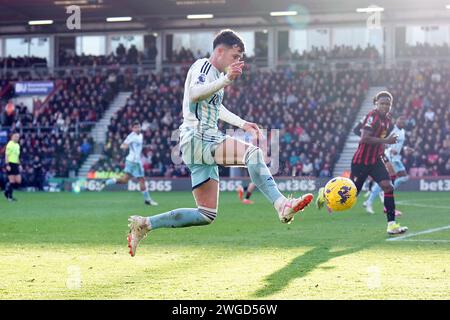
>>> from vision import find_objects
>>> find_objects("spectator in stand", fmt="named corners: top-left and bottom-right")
top-left (280, 44), bottom-right (380, 62)
top-left (116, 43), bottom-right (126, 58)
top-left (397, 43), bottom-right (450, 58)
top-left (127, 45), bottom-right (139, 64)
top-left (32, 156), bottom-right (44, 191)
top-left (0, 56), bottom-right (47, 69)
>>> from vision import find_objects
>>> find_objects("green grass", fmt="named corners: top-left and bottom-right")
top-left (0, 191), bottom-right (449, 299)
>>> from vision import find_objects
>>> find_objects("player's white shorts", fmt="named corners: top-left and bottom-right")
top-left (179, 127), bottom-right (228, 189)
top-left (391, 159), bottom-right (406, 173)
top-left (386, 154), bottom-right (406, 173)
top-left (124, 160), bottom-right (145, 178)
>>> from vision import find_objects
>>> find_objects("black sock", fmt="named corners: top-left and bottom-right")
top-left (245, 191), bottom-right (252, 199)
top-left (384, 191), bottom-right (396, 222)
top-left (5, 182), bottom-right (12, 198)
top-left (368, 180), bottom-right (374, 191)
top-left (10, 183), bottom-right (17, 198)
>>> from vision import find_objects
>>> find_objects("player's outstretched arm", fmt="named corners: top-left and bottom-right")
top-left (219, 104), bottom-right (245, 128)
top-left (219, 104), bottom-right (262, 139)
top-left (190, 75), bottom-right (231, 103)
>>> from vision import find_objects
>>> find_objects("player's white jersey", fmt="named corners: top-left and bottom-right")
top-left (180, 58), bottom-right (225, 131)
top-left (385, 125), bottom-right (405, 162)
top-left (124, 132), bottom-right (143, 163)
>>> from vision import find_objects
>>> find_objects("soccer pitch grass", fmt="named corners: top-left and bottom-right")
top-left (0, 191), bottom-right (449, 299)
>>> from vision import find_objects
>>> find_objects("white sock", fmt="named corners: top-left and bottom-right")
top-left (274, 195), bottom-right (287, 212)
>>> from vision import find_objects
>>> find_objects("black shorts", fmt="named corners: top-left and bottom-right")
top-left (350, 158), bottom-right (390, 192)
top-left (6, 163), bottom-right (20, 176)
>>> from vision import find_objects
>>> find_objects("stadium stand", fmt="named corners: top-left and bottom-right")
top-left (384, 63), bottom-right (450, 176)
top-left (89, 65), bottom-right (369, 178)
top-left (2, 49), bottom-right (450, 188)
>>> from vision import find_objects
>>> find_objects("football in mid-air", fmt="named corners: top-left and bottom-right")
top-left (324, 177), bottom-right (357, 211)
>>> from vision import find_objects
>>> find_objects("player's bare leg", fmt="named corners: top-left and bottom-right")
top-left (102, 173), bottom-right (131, 189)
top-left (214, 137), bottom-right (313, 223)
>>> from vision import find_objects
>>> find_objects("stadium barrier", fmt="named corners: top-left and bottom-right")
top-left (47, 176), bottom-right (450, 193)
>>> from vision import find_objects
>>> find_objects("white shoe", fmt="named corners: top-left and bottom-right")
top-left (145, 200), bottom-right (159, 206)
top-left (363, 200), bottom-right (367, 207)
top-left (277, 194), bottom-right (314, 224)
top-left (127, 215), bottom-right (151, 257)
top-left (365, 204), bottom-right (375, 214)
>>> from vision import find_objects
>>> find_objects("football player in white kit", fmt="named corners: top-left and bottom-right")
top-left (126, 29), bottom-right (314, 257)
top-left (102, 121), bottom-right (158, 206)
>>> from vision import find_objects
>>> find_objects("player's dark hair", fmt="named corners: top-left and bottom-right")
top-left (373, 91), bottom-right (393, 105)
top-left (213, 29), bottom-right (245, 52)
top-left (132, 121), bottom-right (140, 126)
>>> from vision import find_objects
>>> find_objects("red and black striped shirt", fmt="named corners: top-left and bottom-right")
top-left (352, 109), bottom-right (393, 165)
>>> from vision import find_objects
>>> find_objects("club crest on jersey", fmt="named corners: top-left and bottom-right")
top-left (196, 73), bottom-right (206, 84)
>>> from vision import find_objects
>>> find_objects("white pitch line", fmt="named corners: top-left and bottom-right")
top-left (387, 225), bottom-right (450, 242)
top-left (396, 198), bottom-right (446, 203)
top-left (395, 201), bottom-right (450, 210)
top-left (398, 239), bottom-right (450, 243)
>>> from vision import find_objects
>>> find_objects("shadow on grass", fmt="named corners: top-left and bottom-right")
top-left (253, 245), bottom-right (365, 298)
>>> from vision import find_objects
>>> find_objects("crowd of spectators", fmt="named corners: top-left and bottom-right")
top-left (0, 69), bottom-right (117, 188)
top-left (58, 43), bottom-right (156, 67)
top-left (397, 43), bottom-right (450, 58)
top-left (91, 68), bottom-right (188, 177)
top-left (383, 63), bottom-right (450, 176)
top-left (0, 56), bottom-right (47, 69)
top-left (0, 102), bottom-right (95, 187)
top-left (280, 44), bottom-right (380, 62)
top-left (90, 66), bottom-right (369, 178)
top-left (42, 72), bottom-right (116, 125)
top-left (222, 67), bottom-right (368, 177)
top-left (2, 52), bottom-right (450, 189)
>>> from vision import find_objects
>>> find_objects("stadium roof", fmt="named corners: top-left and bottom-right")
top-left (0, 0), bottom-right (449, 30)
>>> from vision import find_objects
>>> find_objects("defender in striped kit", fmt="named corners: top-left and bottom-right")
top-left (127, 29), bottom-right (314, 256)
top-left (317, 91), bottom-right (408, 235)
top-left (349, 91), bottom-right (408, 235)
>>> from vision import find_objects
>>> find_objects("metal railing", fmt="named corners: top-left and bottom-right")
top-left (0, 122), bottom-right (97, 136)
